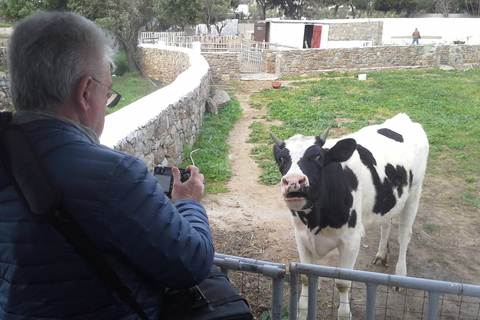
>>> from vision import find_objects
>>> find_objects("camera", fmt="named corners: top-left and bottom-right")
top-left (153, 166), bottom-right (190, 198)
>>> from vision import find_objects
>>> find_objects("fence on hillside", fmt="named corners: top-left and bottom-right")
top-left (214, 253), bottom-right (480, 320)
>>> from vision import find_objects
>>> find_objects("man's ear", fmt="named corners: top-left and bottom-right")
top-left (74, 76), bottom-right (94, 113)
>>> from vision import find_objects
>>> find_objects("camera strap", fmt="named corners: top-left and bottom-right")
top-left (0, 113), bottom-right (149, 320)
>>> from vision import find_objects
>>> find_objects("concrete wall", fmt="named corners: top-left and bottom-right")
top-left (101, 45), bottom-right (211, 170)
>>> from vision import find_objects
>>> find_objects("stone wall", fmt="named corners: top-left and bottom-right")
top-left (271, 45), bottom-right (480, 77)
top-left (202, 52), bottom-right (241, 83)
top-left (0, 71), bottom-right (12, 112)
top-left (138, 46), bottom-right (190, 84)
top-left (0, 47), bottom-right (7, 70)
top-left (101, 45), bottom-right (212, 171)
top-left (202, 44), bottom-right (480, 82)
top-left (328, 22), bottom-right (383, 45)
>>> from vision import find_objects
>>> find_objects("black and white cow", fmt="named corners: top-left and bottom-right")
top-left (271, 113), bottom-right (429, 320)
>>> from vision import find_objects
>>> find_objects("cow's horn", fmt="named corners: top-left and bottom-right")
top-left (270, 132), bottom-right (284, 147)
top-left (320, 127), bottom-right (331, 142)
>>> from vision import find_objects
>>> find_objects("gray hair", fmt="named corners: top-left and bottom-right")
top-left (8, 12), bottom-right (116, 111)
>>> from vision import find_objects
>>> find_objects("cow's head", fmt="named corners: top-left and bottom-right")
top-left (271, 128), bottom-right (357, 211)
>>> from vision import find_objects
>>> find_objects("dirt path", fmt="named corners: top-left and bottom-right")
top-left (203, 81), bottom-right (299, 264)
top-left (202, 79), bottom-right (480, 310)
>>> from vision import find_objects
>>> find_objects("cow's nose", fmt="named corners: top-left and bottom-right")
top-left (282, 174), bottom-right (307, 192)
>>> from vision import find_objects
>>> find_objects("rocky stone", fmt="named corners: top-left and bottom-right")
top-left (206, 89), bottom-right (230, 115)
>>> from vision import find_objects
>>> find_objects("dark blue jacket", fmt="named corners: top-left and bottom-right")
top-left (0, 119), bottom-right (214, 319)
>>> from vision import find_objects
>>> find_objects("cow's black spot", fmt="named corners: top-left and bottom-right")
top-left (344, 166), bottom-right (358, 191)
top-left (297, 211), bottom-right (308, 226)
top-left (348, 210), bottom-right (357, 228)
top-left (409, 170), bottom-right (414, 190)
top-left (377, 128), bottom-right (404, 143)
top-left (357, 144), bottom-right (377, 167)
top-left (358, 145), bottom-right (397, 215)
top-left (385, 164), bottom-right (408, 198)
top-left (374, 179), bottom-right (397, 215)
top-left (273, 145), bottom-right (292, 175)
top-left (296, 162), bottom-right (356, 233)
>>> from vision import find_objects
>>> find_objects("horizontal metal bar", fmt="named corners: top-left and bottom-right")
top-left (214, 253), bottom-right (286, 278)
top-left (290, 262), bottom-right (480, 298)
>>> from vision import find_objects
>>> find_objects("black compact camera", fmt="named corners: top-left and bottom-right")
top-left (153, 166), bottom-right (190, 198)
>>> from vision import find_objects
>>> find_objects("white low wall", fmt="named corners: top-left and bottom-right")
top-left (100, 45), bottom-right (211, 169)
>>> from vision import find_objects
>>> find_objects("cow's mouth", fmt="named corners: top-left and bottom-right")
top-left (285, 192), bottom-right (307, 199)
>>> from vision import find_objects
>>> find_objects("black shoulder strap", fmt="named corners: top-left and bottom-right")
top-left (49, 208), bottom-right (150, 320)
top-left (0, 115), bottom-right (149, 320)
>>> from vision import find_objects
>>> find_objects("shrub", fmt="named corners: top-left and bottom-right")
top-left (113, 51), bottom-right (129, 76)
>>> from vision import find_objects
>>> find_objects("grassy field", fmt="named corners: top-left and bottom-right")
top-left (109, 75), bottom-right (161, 113)
top-left (184, 69), bottom-right (479, 208)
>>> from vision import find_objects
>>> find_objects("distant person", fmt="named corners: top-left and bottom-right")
top-left (412, 28), bottom-right (421, 45)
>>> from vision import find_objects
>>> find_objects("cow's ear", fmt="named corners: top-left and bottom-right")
top-left (324, 138), bottom-right (357, 166)
top-left (273, 144), bottom-right (281, 157)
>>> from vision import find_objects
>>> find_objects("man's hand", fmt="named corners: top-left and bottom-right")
top-left (171, 166), bottom-right (204, 203)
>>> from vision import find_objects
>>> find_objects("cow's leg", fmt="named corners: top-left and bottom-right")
top-left (336, 236), bottom-right (361, 320)
top-left (373, 219), bottom-right (391, 265)
top-left (396, 187), bottom-right (421, 277)
top-left (295, 236), bottom-right (316, 320)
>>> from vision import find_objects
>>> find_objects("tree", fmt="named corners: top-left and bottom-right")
top-left (350, 0), bottom-right (373, 17)
top-left (0, 0), bottom-right (40, 21)
top-left (68, 0), bottom-right (159, 73)
top-left (459, 0), bottom-right (480, 16)
top-left (373, 0), bottom-right (418, 15)
top-left (157, 0), bottom-right (201, 31)
top-left (199, 0), bottom-right (231, 35)
top-left (273, 0), bottom-right (304, 19)
top-left (255, 0), bottom-right (276, 19)
top-left (0, 0), bottom-right (70, 21)
top-left (435, 0), bottom-right (458, 16)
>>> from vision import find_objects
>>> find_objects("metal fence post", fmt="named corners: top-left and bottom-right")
top-left (307, 275), bottom-right (319, 320)
top-left (426, 291), bottom-right (441, 320)
top-left (289, 263), bottom-right (299, 320)
top-left (365, 283), bottom-right (378, 320)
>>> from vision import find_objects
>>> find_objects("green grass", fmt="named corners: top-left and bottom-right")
top-left (424, 224), bottom-right (442, 232)
top-left (180, 100), bottom-right (242, 194)
top-left (246, 69), bottom-right (480, 208)
top-left (109, 76), bottom-right (161, 114)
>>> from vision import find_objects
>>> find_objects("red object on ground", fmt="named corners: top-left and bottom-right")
top-left (272, 81), bottom-right (281, 88)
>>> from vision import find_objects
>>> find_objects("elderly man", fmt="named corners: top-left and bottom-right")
top-left (0, 12), bottom-right (214, 319)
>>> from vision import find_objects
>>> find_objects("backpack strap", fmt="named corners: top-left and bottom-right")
top-left (0, 114), bottom-right (149, 320)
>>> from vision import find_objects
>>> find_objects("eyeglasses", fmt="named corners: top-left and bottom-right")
top-left (92, 77), bottom-right (122, 109)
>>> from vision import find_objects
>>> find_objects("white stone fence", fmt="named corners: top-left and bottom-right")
top-left (100, 44), bottom-right (211, 170)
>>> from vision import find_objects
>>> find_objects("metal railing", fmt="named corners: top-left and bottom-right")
top-left (138, 32), bottom-right (297, 53)
top-left (213, 253), bottom-right (480, 320)
top-left (289, 262), bottom-right (480, 320)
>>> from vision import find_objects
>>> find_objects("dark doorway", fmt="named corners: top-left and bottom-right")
top-left (303, 25), bottom-right (313, 48)
top-left (254, 22), bottom-right (269, 42)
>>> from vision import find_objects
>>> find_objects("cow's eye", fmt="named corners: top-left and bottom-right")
top-left (315, 155), bottom-right (322, 162)
top-left (278, 156), bottom-right (284, 163)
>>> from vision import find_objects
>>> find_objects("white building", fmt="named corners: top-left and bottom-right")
top-left (254, 18), bottom-right (480, 49)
